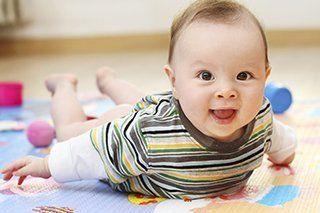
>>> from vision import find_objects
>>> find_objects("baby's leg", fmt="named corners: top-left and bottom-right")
top-left (55, 104), bottom-right (132, 142)
top-left (45, 74), bottom-right (86, 125)
top-left (46, 74), bottom-right (132, 142)
top-left (96, 67), bottom-right (145, 105)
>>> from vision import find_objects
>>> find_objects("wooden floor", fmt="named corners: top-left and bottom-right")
top-left (0, 45), bottom-right (319, 101)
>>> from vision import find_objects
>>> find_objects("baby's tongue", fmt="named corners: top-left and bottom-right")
top-left (213, 109), bottom-right (234, 119)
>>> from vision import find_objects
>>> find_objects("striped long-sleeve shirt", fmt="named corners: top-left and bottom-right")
top-left (89, 92), bottom-right (274, 199)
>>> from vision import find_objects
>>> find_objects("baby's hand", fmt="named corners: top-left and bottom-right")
top-left (0, 156), bottom-right (51, 185)
top-left (268, 153), bottom-right (295, 166)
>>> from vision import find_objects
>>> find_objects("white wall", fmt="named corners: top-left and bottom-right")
top-left (0, 0), bottom-right (319, 39)
top-left (241, 0), bottom-right (320, 29)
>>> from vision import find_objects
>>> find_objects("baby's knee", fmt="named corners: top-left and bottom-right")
top-left (118, 104), bottom-right (133, 109)
top-left (117, 104), bottom-right (133, 114)
top-left (55, 125), bottom-right (78, 142)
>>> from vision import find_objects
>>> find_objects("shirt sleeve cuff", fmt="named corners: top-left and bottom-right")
top-left (268, 123), bottom-right (298, 163)
top-left (48, 142), bottom-right (80, 182)
top-left (48, 130), bottom-right (107, 183)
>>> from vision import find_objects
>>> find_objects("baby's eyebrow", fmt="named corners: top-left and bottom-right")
top-left (191, 60), bottom-right (213, 68)
top-left (191, 60), bottom-right (205, 66)
top-left (241, 62), bottom-right (260, 68)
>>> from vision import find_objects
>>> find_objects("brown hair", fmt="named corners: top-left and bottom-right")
top-left (168, 0), bottom-right (269, 68)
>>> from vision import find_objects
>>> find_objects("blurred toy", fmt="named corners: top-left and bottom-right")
top-left (26, 120), bottom-right (55, 147)
top-left (265, 82), bottom-right (293, 114)
top-left (0, 82), bottom-right (23, 106)
top-left (0, 121), bottom-right (25, 132)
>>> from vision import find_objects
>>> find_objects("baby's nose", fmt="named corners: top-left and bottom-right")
top-left (215, 89), bottom-right (238, 99)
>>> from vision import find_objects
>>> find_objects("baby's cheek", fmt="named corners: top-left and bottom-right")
top-left (241, 95), bottom-right (262, 121)
top-left (246, 90), bottom-right (264, 106)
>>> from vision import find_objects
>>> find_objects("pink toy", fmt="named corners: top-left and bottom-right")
top-left (26, 120), bottom-right (55, 147)
top-left (0, 82), bottom-right (23, 106)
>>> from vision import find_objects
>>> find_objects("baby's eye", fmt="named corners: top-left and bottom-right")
top-left (237, 71), bottom-right (252, 81)
top-left (199, 71), bottom-right (215, 81)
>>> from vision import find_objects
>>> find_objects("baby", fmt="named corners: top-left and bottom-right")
top-left (1, 0), bottom-right (297, 199)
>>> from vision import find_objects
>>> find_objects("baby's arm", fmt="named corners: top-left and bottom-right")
top-left (48, 129), bottom-right (106, 182)
top-left (267, 118), bottom-right (297, 165)
top-left (1, 129), bottom-right (106, 185)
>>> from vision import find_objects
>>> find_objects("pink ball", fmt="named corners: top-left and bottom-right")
top-left (26, 120), bottom-right (55, 147)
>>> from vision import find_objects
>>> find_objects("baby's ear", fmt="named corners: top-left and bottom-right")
top-left (265, 66), bottom-right (272, 79)
top-left (163, 65), bottom-right (178, 98)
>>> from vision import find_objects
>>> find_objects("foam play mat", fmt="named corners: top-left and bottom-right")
top-left (0, 97), bottom-right (320, 212)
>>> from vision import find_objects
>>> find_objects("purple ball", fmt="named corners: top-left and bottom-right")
top-left (26, 120), bottom-right (55, 147)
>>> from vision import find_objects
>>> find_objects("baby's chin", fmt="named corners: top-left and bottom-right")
top-left (211, 132), bottom-right (239, 142)
top-left (205, 124), bottom-right (246, 142)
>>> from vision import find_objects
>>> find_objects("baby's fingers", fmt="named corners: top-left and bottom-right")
top-left (1, 157), bottom-right (30, 174)
top-left (18, 176), bottom-right (27, 185)
top-left (12, 165), bottom-right (34, 177)
top-left (3, 172), bottom-right (13, 181)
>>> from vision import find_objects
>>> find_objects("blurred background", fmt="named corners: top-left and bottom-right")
top-left (0, 0), bottom-right (319, 100)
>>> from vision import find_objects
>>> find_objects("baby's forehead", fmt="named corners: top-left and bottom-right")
top-left (176, 19), bottom-right (263, 49)
top-left (172, 18), bottom-right (266, 64)
top-left (183, 16), bottom-right (260, 37)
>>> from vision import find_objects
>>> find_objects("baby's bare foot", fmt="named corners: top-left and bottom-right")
top-left (45, 74), bottom-right (78, 94)
top-left (95, 67), bottom-right (117, 95)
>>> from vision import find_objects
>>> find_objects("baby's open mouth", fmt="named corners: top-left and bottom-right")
top-left (210, 109), bottom-right (237, 124)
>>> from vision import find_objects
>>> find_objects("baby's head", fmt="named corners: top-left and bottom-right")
top-left (164, 0), bottom-right (271, 142)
